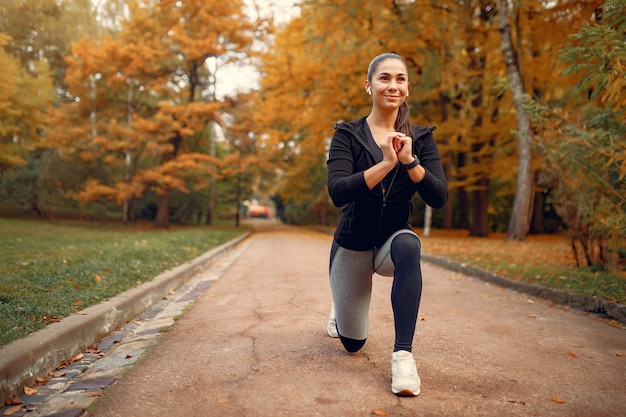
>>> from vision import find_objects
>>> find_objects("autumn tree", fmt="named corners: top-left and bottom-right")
top-left (0, 34), bottom-right (54, 174)
top-left (0, 0), bottom-right (103, 216)
top-left (46, 0), bottom-right (269, 225)
top-left (498, 0), bottom-right (533, 240)
top-left (535, 0), bottom-right (625, 269)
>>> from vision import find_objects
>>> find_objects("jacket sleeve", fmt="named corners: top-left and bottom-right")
top-left (414, 133), bottom-right (448, 209)
top-left (327, 129), bottom-right (371, 208)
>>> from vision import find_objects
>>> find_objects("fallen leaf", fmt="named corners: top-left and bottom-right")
top-left (217, 398), bottom-right (229, 404)
top-left (34, 376), bottom-right (47, 386)
top-left (528, 315), bottom-right (537, 319)
top-left (95, 274), bottom-right (102, 282)
top-left (570, 345), bottom-right (583, 349)
top-left (3, 405), bottom-right (22, 416)
top-left (616, 353), bottom-right (626, 358)
top-left (551, 397), bottom-right (566, 404)
top-left (23, 387), bottom-right (38, 395)
top-left (527, 299), bottom-right (535, 304)
top-left (48, 371), bottom-right (66, 377)
top-left (372, 409), bottom-right (388, 416)
top-left (69, 353), bottom-right (83, 363)
top-left (125, 354), bottom-right (132, 359)
top-left (168, 288), bottom-right (175, 295)
top-left (607, 320), bottom-right (623, 329)
top-left (86, 345), bottom-right (100, 353)
top-left (88, 393), bottom-right (103, 398)
top-left (567, 351), bottom-right (578, 358)
top-left (4, 397), bottom-right (22, 406)
top-left (57, 359), bottom-right (68, 369)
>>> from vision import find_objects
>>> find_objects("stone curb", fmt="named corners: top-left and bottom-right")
top-left (422, 254), bottom-right (626, 325)
top-left (0, 231), bottom-right (252, 403)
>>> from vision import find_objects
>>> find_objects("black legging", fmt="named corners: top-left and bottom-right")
top-left (390, 233), bottom-right (423, 352)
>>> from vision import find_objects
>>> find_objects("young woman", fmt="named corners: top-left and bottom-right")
top-left (326, 53), bottom-right (448, 396)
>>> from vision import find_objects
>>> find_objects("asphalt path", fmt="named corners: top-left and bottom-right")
top-left (87, 222), bottom-right (626, 417)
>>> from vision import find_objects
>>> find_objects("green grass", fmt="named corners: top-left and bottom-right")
top-left (0, 218), bottom-right (248, 347)
top-left (443, 253), bottom-right (626, 305)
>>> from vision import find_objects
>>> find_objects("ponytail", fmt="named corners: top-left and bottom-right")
top-left (395, 101), bottom-right (413, 139)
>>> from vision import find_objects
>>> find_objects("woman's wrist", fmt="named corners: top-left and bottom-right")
top-left (401, 155), bottom-right (420, 169)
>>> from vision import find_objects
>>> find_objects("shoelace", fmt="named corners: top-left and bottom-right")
top-left (394, 355), bottom-right (416, 378)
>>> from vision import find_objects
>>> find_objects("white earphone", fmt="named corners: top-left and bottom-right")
top-left (406, 90), bottom-right (410, 97)
top-left (367, 87), bottom-right (372, 95)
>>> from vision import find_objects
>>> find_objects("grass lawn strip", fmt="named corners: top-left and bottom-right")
top-left (421, 229), bottom-right (625, 306)
top-left (0, 219), bottom-right (247, 347)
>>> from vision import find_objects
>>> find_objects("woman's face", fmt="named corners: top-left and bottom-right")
top-left (365, 58), bottom-right (408, 110)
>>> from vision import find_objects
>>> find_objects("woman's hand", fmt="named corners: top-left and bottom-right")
top-left (380, 132), bottom-right (407, 164)
top-left (393, 134), bottom-right (414, 165)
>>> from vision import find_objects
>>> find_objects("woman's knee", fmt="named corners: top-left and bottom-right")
top-left (390, 233), bottom-right (421, 263)
top-left (338, 333), bottom-right (367, 353)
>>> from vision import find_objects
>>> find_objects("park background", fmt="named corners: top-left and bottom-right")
top-left (0, 0), bottom-right (624, 346)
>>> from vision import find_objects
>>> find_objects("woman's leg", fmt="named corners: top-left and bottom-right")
top-left (329, 240), bottom-right (374, 353)
top-left (389, 233), bottom-right (423, 352)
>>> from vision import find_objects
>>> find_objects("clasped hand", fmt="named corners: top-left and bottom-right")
top-left (380, 132), bottom-right (412, 165)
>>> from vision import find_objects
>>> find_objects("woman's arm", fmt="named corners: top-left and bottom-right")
top-left (327, 130), bottom-right (398, 207)
top-left (412, 134), bottom-right (448, 208)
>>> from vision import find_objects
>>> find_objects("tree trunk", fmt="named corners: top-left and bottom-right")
top-left (205, 123), bottom-right (217, 225)
top-left (154, 190), bottom-right (171, 228)
top-left (470, 180), bottom-right (489, 237)
top-left (530, 170), bottom-right (543, 234)
top-left (154, 133), bottom-right (182, 229)
top-left (423, 205), bottom-right (433, 237)
top-left (498, 0), bottom-right (533, 241)
top-left (457, 153), bottom-right (469, 229)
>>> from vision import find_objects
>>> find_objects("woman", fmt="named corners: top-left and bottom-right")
top-left (326, 53), bottom-right (448, 396)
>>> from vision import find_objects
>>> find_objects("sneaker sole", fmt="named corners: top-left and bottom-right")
top-left (392, 388), bottom-right (420, 397)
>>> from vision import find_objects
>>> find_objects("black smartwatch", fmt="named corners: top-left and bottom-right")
top-left (403, 155), bottom-right (420, 170)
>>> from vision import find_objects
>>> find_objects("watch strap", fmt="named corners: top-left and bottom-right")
top-left (403, 155), bottom-right (420, 170)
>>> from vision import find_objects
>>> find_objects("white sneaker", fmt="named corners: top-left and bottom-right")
top-left (326, 304), bottom-right (338, 338)
top-left (391, 350), bottom-right (421, 396)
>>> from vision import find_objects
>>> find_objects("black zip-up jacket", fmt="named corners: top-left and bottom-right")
top-left (327, 116), bottom-right (448, 251)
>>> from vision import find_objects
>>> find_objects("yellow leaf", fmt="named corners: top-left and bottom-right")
top-left (372, 409), bottom-right (388, 416)
top-left (70, 353), bottom-right (83, 363)
top-left (23, 387), bottom-right (38, 395)
top-left (3, 405), bottom-right (22, 416)
top-left (567, 351), bottom-right (578, 358)
top-left (552, 397), bottom-right (566, 404)
top-left (95, 274), bottom-right (102, 282)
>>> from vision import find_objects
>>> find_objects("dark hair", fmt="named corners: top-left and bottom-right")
top-left (367, 53), bottom-right (413, 138)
